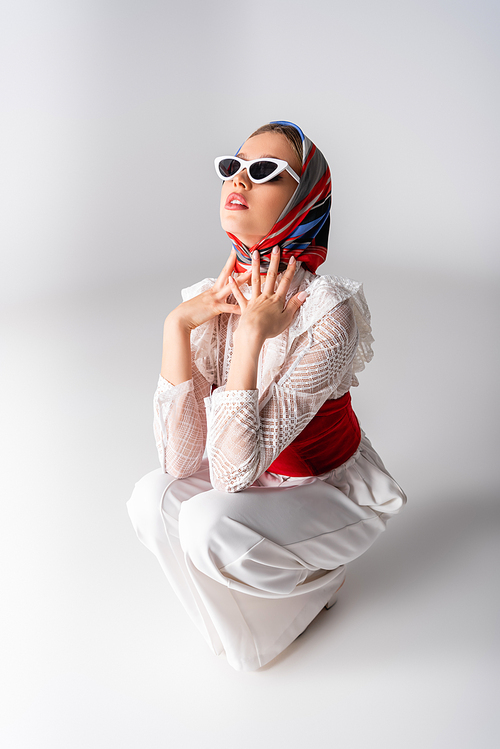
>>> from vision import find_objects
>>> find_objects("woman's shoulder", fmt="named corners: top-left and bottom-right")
top-left (302, 270), bottom-right (364, 305)
top-left (290, 269), bottom-right (374, 374)
top-left (290, 270), bottom-right (369, 333)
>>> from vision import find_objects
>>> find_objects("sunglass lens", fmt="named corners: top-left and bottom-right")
top-left (249, 161), bottom-right (278, 182)
top-left (218, 158), bottom-right (241, 179)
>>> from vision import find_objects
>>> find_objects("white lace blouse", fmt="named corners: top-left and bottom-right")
top-left (154, 264), bottom-right (374, 493)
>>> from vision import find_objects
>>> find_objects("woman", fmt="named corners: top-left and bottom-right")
top-left (127, 121), bottom-right (406, 671)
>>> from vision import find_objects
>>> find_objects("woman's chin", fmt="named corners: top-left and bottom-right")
top-left (221, 227), bottom-right (264, 249)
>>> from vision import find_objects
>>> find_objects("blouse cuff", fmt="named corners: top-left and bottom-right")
top-left (207, 386), bottom-right (259, 410)
top-left (204, 387), bottom-right (259, 429)
top-left (156, 374), bottom-right (194, 400)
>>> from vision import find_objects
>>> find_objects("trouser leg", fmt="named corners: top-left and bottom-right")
top-left (127, 465), bottom-right (224, 653)
top-left (175, 476), bottom-right (386, 669)
top-left (128, 464), bottom-right (388, 670)
top-left (177, 476), bottom-right (387, 592)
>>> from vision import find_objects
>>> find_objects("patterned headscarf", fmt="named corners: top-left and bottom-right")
top-left (226, 121), bottom-right (331, 274)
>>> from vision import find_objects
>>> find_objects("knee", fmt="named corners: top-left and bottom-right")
top-left (178, 490), bottom-right (265, 581)
top-left (178, 490), bottom-right (309, 594)
top-left (178, 492), bottom-right (235, 574)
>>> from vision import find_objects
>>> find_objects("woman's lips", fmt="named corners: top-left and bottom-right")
top-left (225, 192), bottom-right (249, 210)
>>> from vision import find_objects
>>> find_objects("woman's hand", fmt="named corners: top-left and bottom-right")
top-left (161, 250), bottom-right (250, 386)
top-left (167, 249), bottom-right (251, 331)
top-left (229, 246), bottom-right (307, 346)
top-left (225, 247), bottom-right (306, 392)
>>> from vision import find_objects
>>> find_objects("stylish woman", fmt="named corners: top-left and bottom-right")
top-left (127, 121), bottom-right (406, 671)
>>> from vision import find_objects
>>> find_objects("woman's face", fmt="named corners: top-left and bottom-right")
top-left (220, 131), bottom-right (301, 248)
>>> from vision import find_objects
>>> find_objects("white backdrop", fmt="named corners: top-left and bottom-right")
top-left (1, 2), bottom-right (499, 748)
top-left (1, 0), bottom-right (499, 307)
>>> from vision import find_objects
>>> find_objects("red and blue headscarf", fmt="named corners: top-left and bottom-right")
top-left (226, 121), bottom-right (331, 274)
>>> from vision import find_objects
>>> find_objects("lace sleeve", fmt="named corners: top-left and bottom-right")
top-left (205, 300), bottom-right (359, 492)
top-left (153, 360), bottom-right (212, 477)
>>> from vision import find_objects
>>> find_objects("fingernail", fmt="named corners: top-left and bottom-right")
top-left (289, 256), bottom-right (296, 264)
top-left (228, 275), bottom-right (234, 283)
top-left (272, 246), bottom-right (279, 255)
top-left (253, 250), bottom-right (259, 260)
top-left (298, 291), bottom-right (307, 302)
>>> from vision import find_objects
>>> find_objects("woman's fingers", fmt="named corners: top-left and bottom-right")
top-left (251, 250), bottom-right (262, 298)
top-left (278, 289), bottom-right (307, 329)
top-left (275, 255), bottom-right (296, 301)
top-left (235, 269), bottom-right (252, 287)
top-left (262, 246), bottom-right (280, 296)
top-left (228, 275), bottom-right (247, 311)
top-left (216, 249), bottom-right (237, 287)
top-left (218, 302), bottom-right (242, 315)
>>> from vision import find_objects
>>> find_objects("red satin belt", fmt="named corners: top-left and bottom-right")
top-left (268, 392), bottom-right (361, 477)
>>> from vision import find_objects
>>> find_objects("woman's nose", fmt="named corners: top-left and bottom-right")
top-left (233, 169), bottom-right (251, 188)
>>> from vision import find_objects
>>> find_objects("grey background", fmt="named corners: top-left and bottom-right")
top-left (1, 1), bottom-right (499, 747)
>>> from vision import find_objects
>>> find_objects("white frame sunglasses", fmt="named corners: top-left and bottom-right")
top-left (214, 155), bottom-right (301, 184)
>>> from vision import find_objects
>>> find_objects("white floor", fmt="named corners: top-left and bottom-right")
top-left (1, 266), bottom-right (499, 749)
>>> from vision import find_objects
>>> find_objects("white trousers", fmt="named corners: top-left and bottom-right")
top-left (127, 433), bottom-right (406, 671)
